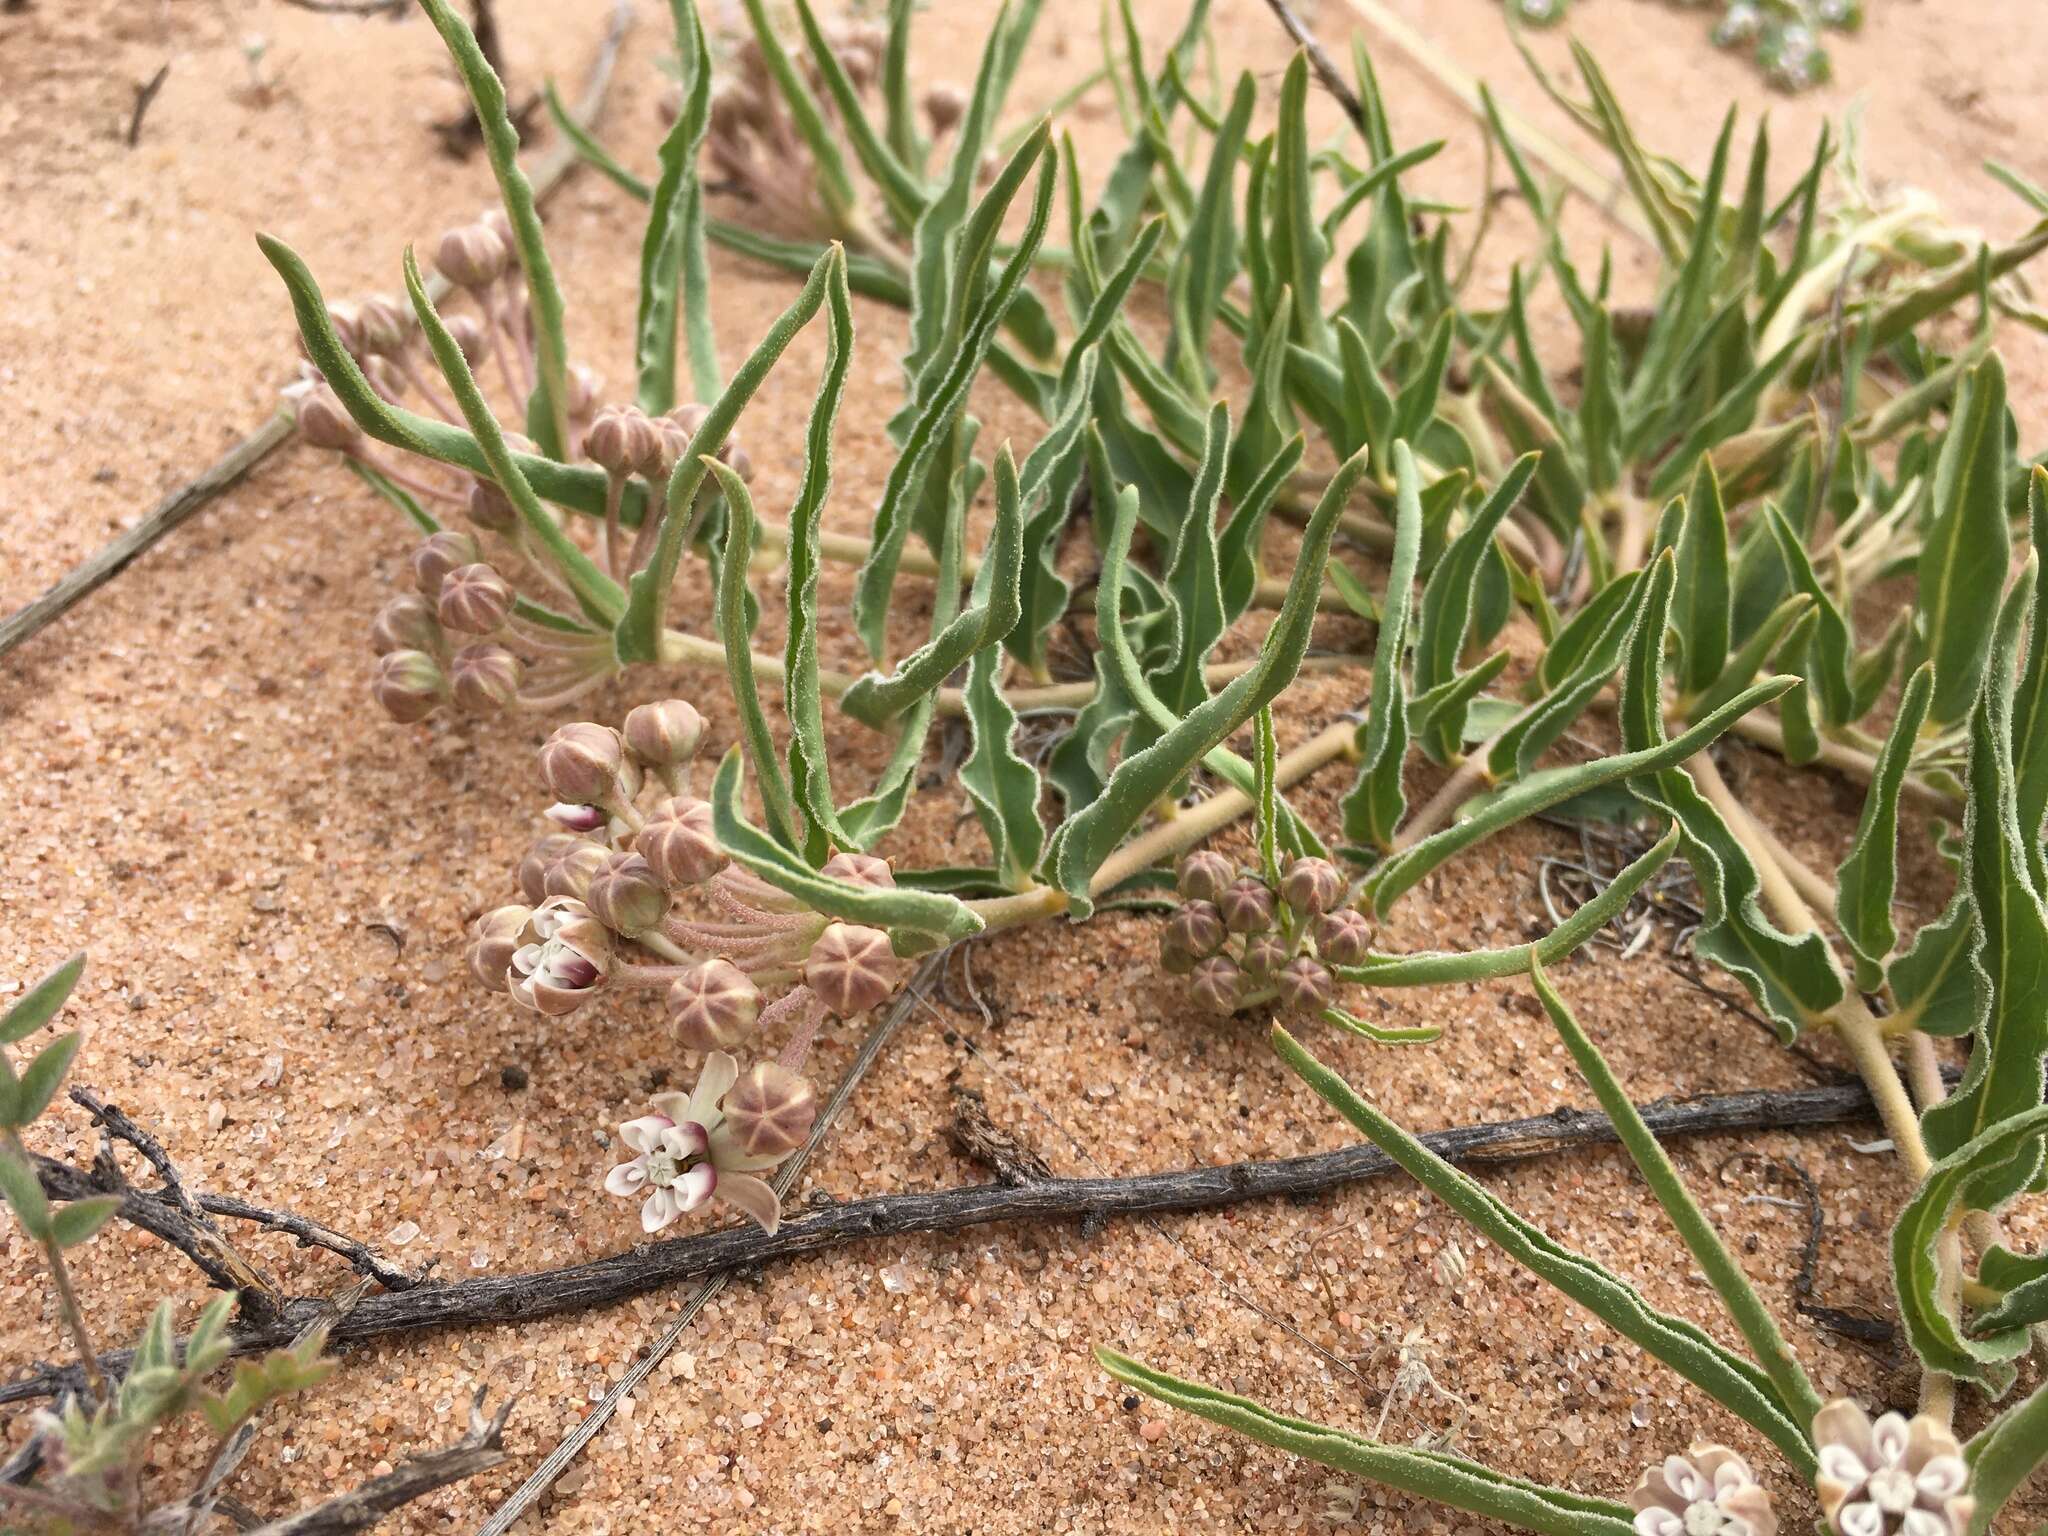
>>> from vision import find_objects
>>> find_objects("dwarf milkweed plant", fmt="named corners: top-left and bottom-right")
top-left (260, 0), bottom-right (2048, 1522)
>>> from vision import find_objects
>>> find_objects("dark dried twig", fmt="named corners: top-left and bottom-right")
top-left (946, 1085), bottom-right (1051, 1187)
top-left (1259, 0), bottom-right (1367, 134)
top-left (0, 0), bottom-right (633, 665)
top-left (274, 0), bottom-right (405, 13)
top-left (2, 1074), bottom-right (1911, 1408)
top-left (127, 64), bottom-right (171, 148)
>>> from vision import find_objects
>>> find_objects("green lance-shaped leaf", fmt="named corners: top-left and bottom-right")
top-left (1835, 663), bottom-right (1936, 988)
top-left (1271, 53), bottom-right (1330, 353)
top-left (1622, 109), bottom-right (1735, 431)
top-left (260, 236), bottom-right (618, 519)
top-left (2011, 467), bottom-right (2048, 854)
top-left (1963, 1375), bottom-right (2048, 1536)
top-left (709, 749), bottom-right (983, 955)
top-left (417, 0), bottom-right (573, 456)
top-left (1527, 958), bottom-right (1824, 1428)
top-left (1052, 447), bottom-right (1371, 917)
top-left (841, 449), bottom-right (1026, 729)
top-left (1091, 0), bottom-right (1211, 256)
top-left (1760, 504), bottom-right (1855, 726)
top-left (1577, 306), bottom-right (1623, 496)
top-left (1672, 458), bottom-right (1732, 699)
top-left (0, 1145), bottom-right (51, 1239)
top-left (1217, 434), bottom-right (1305, 627)
top-left (1769, 610), bottom-right (1822, 767)
top-left (1408, 652), bottom-right (1512, 763)
top-left (8, 1033), bottom-right (81, 1129)
top-left (1889, 886), bottom-right (1980, 1038)
top-left (1, 952), bottom-right (84, 1047)
top-left (1920, 604), bottom-right (2048, 1206)
top-left (711, 461), bottom-right (807, 859)
top-left (1271, 1025), bottom-right (1817, 1474)
top-left (1687, 593), bottom-right (1816, 726)
top-left (617, 246), bottom-right (839, 664)
top-left (854, 130), bottom-right (1055, 661)
top-left (400, 249), bottom-right (623, 627)
top-left (1253, 706), bottom-right (1281, 886)
top-left (780, 251), bottom-right (858, 854)
top-left (1893, 1105), bottom-right (2048, 1392)
top-left (1918, 354), bottom-right (2014, 727)
top-left (1972, 1244), bottom-right (2048, 1335)
top-left (1341, 441), bottom-right (1422, 854)
top-left (1151, 402), bottom-right (1233, 726)
top-left (1167, 70), bottom-right (1253, 391)
top-left (737, 0), bottom-right (859, 231)
top-left (50, 1195), bottom-right (121, 1251)
top-left (1097, 1349), bottom-right (1635, 1536)
top-left (634, 0), bottom-right (716, 415)
top-left (959, 636), bottom-right (1044, 892)
top-left (1368, 679), bottom-right (1795, 918)
top-left (790, 0), bottom-right (924, 232)
top-left (1341, 827), bottom-right (1676, 988)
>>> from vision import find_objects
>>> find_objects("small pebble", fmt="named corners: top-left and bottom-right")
top-left (1139, 1419), bottom-right (1167, 1442)
top-left (500, 1063), bottom-right (529, 1091)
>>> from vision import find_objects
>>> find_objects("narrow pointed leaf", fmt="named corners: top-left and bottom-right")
top-left (1835, 663), bottom-right (1935, 987)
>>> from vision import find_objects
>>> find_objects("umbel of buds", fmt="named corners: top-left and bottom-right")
top-left (1161, 849), bottom-right (1373, 1020)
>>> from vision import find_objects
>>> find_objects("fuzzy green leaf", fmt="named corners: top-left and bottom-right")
top-left (633, 0), bottom-right (715, 414)
top-left (10, 1033), bottom-right (81, 1129)
top-left (1918, 355), bottom-right (2014, 727)
top-left (50, 1195), bottom-right (122, 1250)
top-left (1835, 663), bottom-right (1935, 988)
top-left (1962, 1376), bottom-right (2048, 1536)
top-left (2, 953), bottom-right (84, 1046)
top-left (1341, 441), bottom-right (1421, 853)
top-left (0, 1146), bottom-right (50, 1238)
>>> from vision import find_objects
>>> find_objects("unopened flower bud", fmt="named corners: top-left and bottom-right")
top-left (517, 833), bottom-right (585, 904)
top-left (623, 699), bottom-right (705, 768)
top-left (1190, 955), bottom-right (1243, 1015)
top-left (1164, 901), bottom-right (1226, 962)
top-left (1280, 856), bottom-right (1343, 916)
top-left (465, 475), bottom-right (518, 533)
top-left (638, 796), bottom-right (722, 889)
top-left (1176, 850), bottom-right (1233, 905)
top-left (467, 904), bottom-right (532, 991)
top-left (545, 802), bottom-right (609, 833)
top-left (450, 643), bottom-right (522, 711)
top-left (444, 312), bottom-right (492, 366)
top-left (1315, 909), bottom-right (1372, 967)
top-left (356, 294), bottom-right (411, 356)
top-left (437, 563), bottom-right (512, 634)
top-left (821, 851), bottom-right (895, 890)
top-left (586, 851), bottom-right (669, 937)
top-left (370, 593), bottom-right (442, 655)
top-left (370, 649), bottom-right (445, 723)
top-left (805, 923), bottom-right (896, 1016)
top-left (539, 721), bottom-right (624, 804)
top-left (668, 959), bottom-right (761, 1051)
top-left (724, 443), bottom-right (755, 484)
top-left (584, 406), bottom-right (661, 478)
top-left (1219, 877), bottom-right (1277, 934)
top-left (542, 840), bottom-right (611, 901)
top-left (1159, 932), bottom-right (1196, 976)
top-left (435, 222), bottom-right (510, 290)
top-left (412, 530), bottom-right (482, 598)
top-left (1241, 932), bottom-right (1292, 982)
top-left (923, 82), bottom-right (966, 134)
top-left (1276, 957), bottom-right (1334, 1014)
top-left (564, 363), bottom-right (603, 423)
top-left (479, 206), bottom-right (515, 248)
top-left (294, 382), bottom-right (360, 452)
top-left (721, 1061), bottom-right (817, 1159)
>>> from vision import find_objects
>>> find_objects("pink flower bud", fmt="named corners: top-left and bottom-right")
top-left (821, 851), bottom-right (895, 890)
top-left (586, 851), bottom-right (669, 937)
top-left (435, 222), bottom-right (510, 290)
top-left (1164, 901), bottom-right (1226, 963)
top-left (923, 82), bottom-right (966, 134)
top-left (1275, 956), bottom-right (1333, 1014)
top-left (1190, 955), bottom-right (1243, 1015)
top-left (805, 923), bottom-right (896, 1016)
top-left (437, 562), bottom-right (513, 634)
top-left (479, 206), bottom-right (515, 248)
top-left (544, 802), bottom-right (609, 833)
top-left (370, 649), bottom-right (446, 723)
top-left (412, 531), bottom-right (482, 598)
top-left (294, 382), bottom-right (360, 452)
top-left (1280, 856), bottom-right (1343, 916)
top-left (1315, 909), bottom-right (1373, 968)
top-left (1176, 850), bottom-right (1233, 905)
top-left (583, 406), bottom-right (661, 478)
top-left (564, 364), bottom-right (603, 424)
top-left (369, 593), bottom-right (442, 655)
top-left (467, 904), bottom-right (532, 991)
top-left (449, 643), bottom-right (522, 712)
top-left (1219, 877), bottom-right (1277, 935)
top-left (355, 294), bottom-right (411, 357)
top-left (538, 721), bottom-right (624, 804)
top-left (622, 699), bottom-right (706, 768)
top-left (720, 1061), bottom-right (817, 1159)
top-left (517, 833), bottom-right (586, 905)
top-left (542, 840), bottom-right (612, 902)
top-left (1240, 932), bottom-right (1292, 982)
top-left (465, 476), bottom-right (518, 533)
top-left (638, 796), bottom-right (722, 890)
top-left (668, 959), bottom-right (761, 1051)
top-left (1158, 932), bottom-right (1197, 976)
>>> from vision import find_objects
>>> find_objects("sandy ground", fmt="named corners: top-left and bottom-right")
top-left (3, 0), bottom-right (2047, 1531)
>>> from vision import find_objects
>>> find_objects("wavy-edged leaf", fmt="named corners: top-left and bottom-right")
top-left (790, 0), bottom-right (923, 231)
top-left (1168, 70), bottom-right (1253, 392)
top-left (1918, 355), bottom-right (2014, 727)
top-left (1760, 504), bottom-right (1854, 726)
top-left (959, 640), bottom-right (1044, 892)
top-left (1272, 1025), bottom-right (1817, 1474)
top-left (1413, 455), bottom-right (1538, 760)
top-left (400, 249), bottom-right (622, 626)
top-left (1488, 564), bottom-right (1663, 781)
top-left (2012, 467), bottom-right (2048, 853)
top-left (1972, 1244), bottom-right (2048, 1336)
top-left (1672, 457), bottom-right (1732, 699)
top-left (1835, 663), bottom-right (1935, 988)
top-left (1893, 1104), bottom-right (2048, 1392)
top-left (1152, 402), bottom-right (1233, 724)
top-left (1962, 1374), bottom-right (2048, 1536)
top-left (1218, 434), bottom-right (1305, 626)
top-left (854, 130), bottom-right (1055, 660)
top-left (708, 748), bottom-right (981, 954)
top-left (1, 952), bottom-right (84, 1046)
top-left (1688, 593), bottom-right (1815, 726)
top-left (1890, 887), bottom-right (1979, 1038)
top-left (418, 0), bottom-right (573, 455)
top-left (1053, 448), bottom-right (1371, 916)
top-left (618, 246), bottom-right (839, 663)
top-left (1341, 441), bottom-right (1421, 853)
top-left (711, 460), bottom-right (806, 858)
top-left (1098, 1349), bottom-right (1634, 1536)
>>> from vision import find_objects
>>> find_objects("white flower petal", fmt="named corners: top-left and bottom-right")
top-left (1819, 1445), bottom-right (1872, 1486)
top-left (1914, 1454), bottom-right (1967, 1500)
top-left (688, 1050), bottom-right (740, 1125)
top-left (618, 1114), bottom-right (674, 1154)
top-left (1838, 1501), bottom-right (1885, 1536)
top-left (1634, 1511), bottom-right (1684, 1536)
top-left (716, 1171), bottom-right (782, 1233)
top-left (603, 1158), bottom-right (649, 1197)
top-left (641, 1186), bottom-right (680, 1233)
top-left (1870, 1414), bottom-right (1912, 1467)
top-left (675, 1162), bottom-right (718, 1210)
